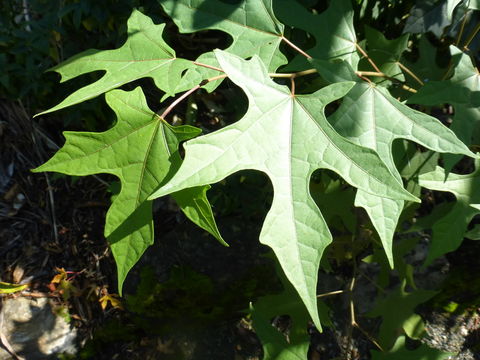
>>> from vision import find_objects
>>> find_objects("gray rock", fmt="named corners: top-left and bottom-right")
top-left (0, 297), bottom-right (77, 359)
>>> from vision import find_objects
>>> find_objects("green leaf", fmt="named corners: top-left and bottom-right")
top-left (273, 0), bottom-right (359, 70)
top-left (367, 280), bottom-right (437, 349)
top-left (317, 59), bottom-right (474, 267)
top-left (33, 87), bottom-right (223, 293)
top-left (408, 46), bottom-right (480, 170)
top-left (370, 335), bottom-right (453, 360)
top-left (38, 10), bottom-right (192, 115)
top-left (160, 0), bottom-right (286, 94)
top-left (418, 162), bottom-right (480, 265)
top-left (361, 26), bottom-right (409, 83)
top-left (402, 36), bottom-right (444, 84)
top-left (249, 257), bottom-right (325, 360)
top-left (404, 0), bottom-right (464, 37)
top-left (150, 51), bottom-right (419, 329)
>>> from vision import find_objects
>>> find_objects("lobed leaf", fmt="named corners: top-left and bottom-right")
top-left (314, 59), bottom-right (474, 267)
top-left (150, 51), bottom-right (418, 329)
top-left (38, 10), bottom-right (192, 115)
top-left (34, 87), bottom-right (223, 293)
top-left (408, 46), bottom-right (480, 171)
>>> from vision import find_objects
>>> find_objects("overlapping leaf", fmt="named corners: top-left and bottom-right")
top-left (39, 10), bottom-right (193, 115)
top-left (361, 26), bottom-right (409, 83)
top-left (272, 0), bottom-right (359, 70)
top-left (34, 87), bottom-right (223, 292)
top-left (150, 50), bottom-right (418, 329)
top-left (408, 46), bottom-right (480, 171)
top-left (418, 162), bottom-right (480, 265)
top-left (314, 59), bottom-right (473, 267)
top-left (160, 0), bottom-right (286, 94)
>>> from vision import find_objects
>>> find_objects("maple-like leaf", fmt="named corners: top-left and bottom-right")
top-left (408, 46), bottom-right (480, 171)
top-left (160, 0), bottom-right (286, 94)
top-left (33, 87), bottom-right (223, 293)
top-left (150, 50), bottom-right (418, 329)
top-left (38, 10), bottom-right (192, 115)
top-left (418, 162), bottom-right (480, 265)
top-left (367, 280), bottom-right (437, 349)
top-left (273, 0), bottom-right (359, 71)
top-left (370, 335), bottom-right (452, 360)
top-left (314, 59), bottom-right (474, 267)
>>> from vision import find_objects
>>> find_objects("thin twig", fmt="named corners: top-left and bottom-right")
top-left (356, 71), bottom-right (384, 77)
top-left (455, 12), bottom-right (469, 46)
top-left (193, 61), bottom-right (224, 72)
top-left (463, 21), bottom-right (480, 49)
top-left (290, 77), bottom-right (296, 95)
top-left (397, 62), bottom-right (424, 86)
top-left (44, 173), bottom-right (59, 243)
top-left (355, 43), bottom-right (382, 73)
top-left (281, 36), bottom-right (312, 59)
top-left (160, 85), bottom-right (200, 119)
top-left (353, 322), bottom-right (384, 351)
top-left (316, 289), bottom-right (344, 298)
top-left (269, 68), bottom-right (317, 78)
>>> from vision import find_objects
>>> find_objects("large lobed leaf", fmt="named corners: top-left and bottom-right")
top-left (39, 10), bottom-right (193, 115)
top-left (150, 50), bottom-right (418, 329)
top-left (34, 87), bottom-right (223, 293)
top-left (314, 59), bottom-right (474, 267)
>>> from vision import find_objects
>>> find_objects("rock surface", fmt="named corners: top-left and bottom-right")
top-left (0, 297), bottom-right (77, 359)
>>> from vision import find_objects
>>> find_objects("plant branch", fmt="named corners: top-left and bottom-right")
top-left (193, 61), bottom-right (224, 72)
top-left (356, 71), bottom-right (418, 93)
top-left (317, 289), bottom-right (344, 298)
top-left (281, 36), bottom-right (312, 59)
top-left (455, 12), bottom-right (469, 46)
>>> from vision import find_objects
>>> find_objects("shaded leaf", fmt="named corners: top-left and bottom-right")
top-left (34, 87), bottom-right (223, 293)
top-left (361, 26), bottom-right (409, 83)
top-left (404, 0), bottom-right (464, 37)
top-left (402, 36), bottom-right (444, 84)
top-left (367, 280), bottom-right (437, 349)
top-left (150, 51), bottom-right (418, 329)
top-left (370, 335), bottom-right (453, 359)
top-left (160, 0), bottom-right (286, 94)
top-left (273, 0), bottom-right (359, 70)
top-left (418, 162), bottom-right (480, 265)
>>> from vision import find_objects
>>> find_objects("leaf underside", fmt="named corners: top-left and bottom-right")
top-left (150, 50), bottom-right (419, 329)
